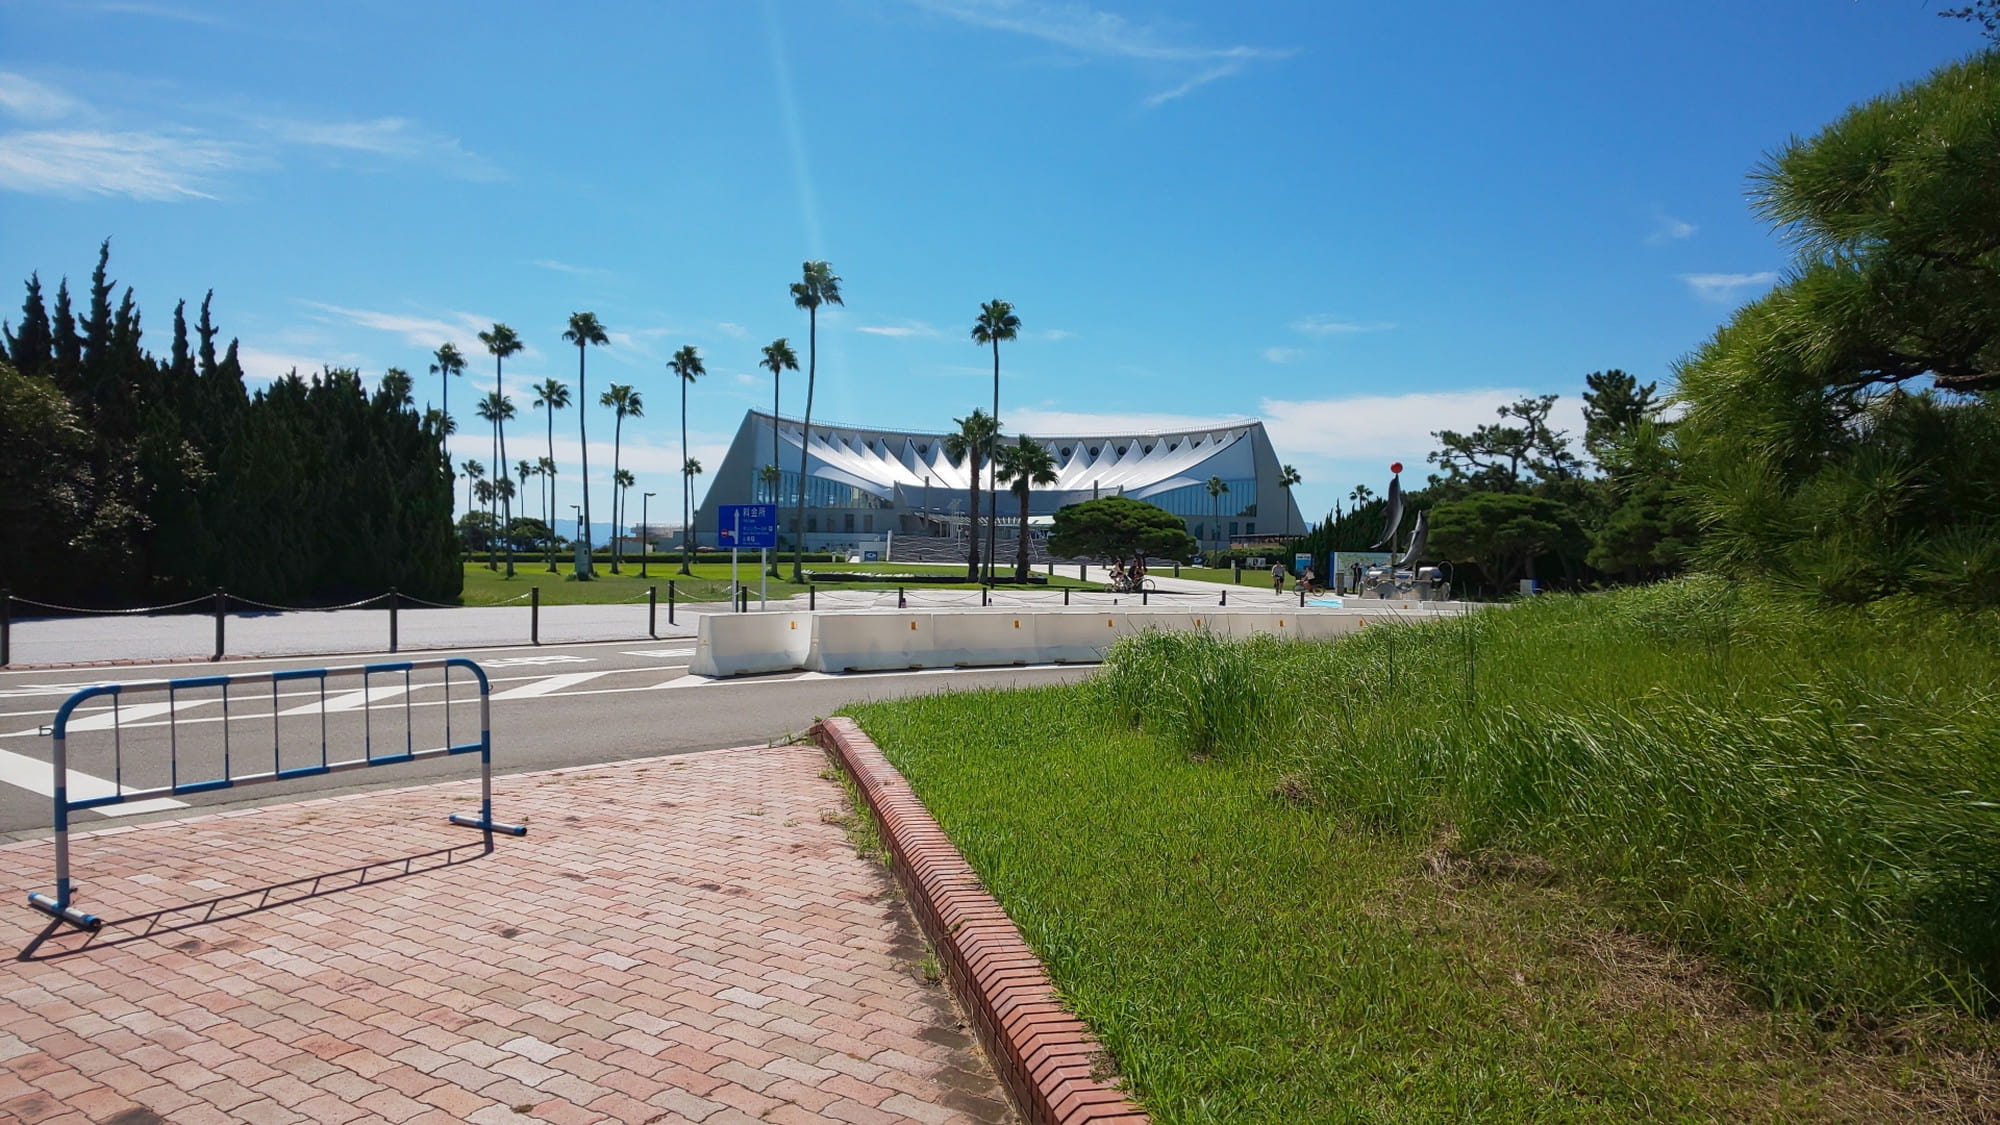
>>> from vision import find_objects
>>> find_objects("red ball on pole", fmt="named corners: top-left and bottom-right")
top-left (1390, 461), bottom-right (1403, 474)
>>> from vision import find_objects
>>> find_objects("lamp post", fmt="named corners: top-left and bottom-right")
top-left (640, 491), bottom-right (655, 578)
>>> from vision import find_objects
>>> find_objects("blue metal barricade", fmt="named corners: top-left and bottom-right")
top-left (27, 656), bottom-right (525, 931)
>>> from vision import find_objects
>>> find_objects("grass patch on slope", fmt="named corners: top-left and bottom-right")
top-left (841, 578), bottom-right (2000, 1122)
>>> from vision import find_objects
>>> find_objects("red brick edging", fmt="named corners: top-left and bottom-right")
top-left (813, 717), bottom-right (1148, 1125)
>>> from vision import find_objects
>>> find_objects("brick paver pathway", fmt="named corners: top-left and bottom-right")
top-left (0, 746), bottom-right (1014, 1124)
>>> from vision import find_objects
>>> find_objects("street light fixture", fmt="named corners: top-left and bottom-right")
top-left (640, 491), bottom-right (656, 578)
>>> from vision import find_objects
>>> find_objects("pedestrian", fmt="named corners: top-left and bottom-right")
top-left (1271, 562), bottom-right (1285, 593)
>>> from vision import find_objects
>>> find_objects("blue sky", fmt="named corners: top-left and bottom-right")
top-left (0, 1), bottom-right (1987, 534)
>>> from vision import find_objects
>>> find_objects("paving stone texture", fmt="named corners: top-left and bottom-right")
top-left (0, 745), bottom-right (1015, 1124)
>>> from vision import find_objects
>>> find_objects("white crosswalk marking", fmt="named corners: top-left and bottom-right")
top-left (488, 671), bottom-right (619, 700)
top-left (278, 683), bottom-right (410, 717)
top-left (0, 747), bottom-right (188, 817)
top-left (60, 696), bottom-right (220, 733)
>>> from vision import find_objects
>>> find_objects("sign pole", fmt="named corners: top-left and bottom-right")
top-left (731, 510), bottom-right (741, 613)
top-left (760, 547), bottom-right (768, 609)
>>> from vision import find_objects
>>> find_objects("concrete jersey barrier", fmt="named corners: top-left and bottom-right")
top-left (689, 611), bottom-right (815, 677)
top-left (691, 605), bottom-right (1376, 678)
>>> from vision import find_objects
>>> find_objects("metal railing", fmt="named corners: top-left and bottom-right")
top-left (0, 586), bottom-right (672, 667)
top-left (26, 656), bottom-right (525, 932)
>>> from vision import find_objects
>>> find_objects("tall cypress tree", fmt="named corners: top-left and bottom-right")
top-left (5, 274), bottom-right (53, 377)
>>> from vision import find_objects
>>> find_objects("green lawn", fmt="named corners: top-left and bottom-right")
top-left (840, 579), bottom-right (2000, 1122)
top-left (456, 558), bottom-right (1101, 605)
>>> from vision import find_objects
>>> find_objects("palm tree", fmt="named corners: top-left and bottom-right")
top-left (789, 261), bottom-right (843, 581)
top-left (431, 342), bottom-right (465, 459)
top-left (535, 455), bottom-right (559, 569)
top-left (994, 435), bottom-right (1058, 581)
top-left (681, 458), bottom-right (703, 559)
top-left (669, 345), bottom-right (705, 576)
top-left (531, 378), bottom-right (570, 571)
top-left (461, 459), bottom-right (485, 547)
top-left (1348, 483), bottom-right (1375, 507)
top-left (942, 409), bottom-right (1000, 581)
top-left (380, 367), bottom-right (414, 409)
top-left (600, 383), bottom-right (644, 573)
top-left (760, 337), bottom-right (798, 501)
top-left (478, 323), bottom-right (524, 577)
top-left (971, 299), bottom-right (1021, 581)
top-left (562, 312), bottom-right (609, 577)
top-left (471, 477), bottom-right (496, 552)
top-left (1205, 475), bottom-right (1230, 555)
top-left (476, 390), bottom-right (518, 572)
top-left (1279, 464), bottom-right (1302, 538)
top-left (613, 468), bottom-right (637, 557)
top-left (515, 459), bottom-right (535, 551)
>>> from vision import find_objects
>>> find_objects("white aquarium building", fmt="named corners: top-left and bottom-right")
top-left (693, 411), bottom-right (1305, 556)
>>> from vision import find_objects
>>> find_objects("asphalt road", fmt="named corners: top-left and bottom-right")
top-left (0, 636), bottom-right (1093, 844)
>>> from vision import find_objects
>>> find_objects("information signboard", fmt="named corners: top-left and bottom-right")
top-left (717, 504), bottom-right (778, 549)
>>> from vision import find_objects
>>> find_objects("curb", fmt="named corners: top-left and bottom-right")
top-left (813, 717), bottom-right (1148, 1125)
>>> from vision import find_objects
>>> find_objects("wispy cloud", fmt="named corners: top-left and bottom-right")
top-left (1262, 346), bottom-right (1304, 364)
top-left (1680, 271), bottom-right (1779, 302)
top-left (72, 2), bottom-right (224, 26)
top-left (234, 346), bottom-right (345, 383)
top-left (0, 129), bottom-right (247, 200)
top-left (255, 115), bottom-right (503, 181)
top-left (1258, 390), bottom-right (1585, 462)
top-left (856, 320), bottom-right (941, 338)
top-left (1036, 328), bottom-right (1076, 342)
top-left (715, 322), bottom-right (750, 339)
top-left (1292, 314), bottom-right (1395, 337)
top-left (1009, 407), bottom-right (1254, 435)
top-left (530, 259), bottom-right (607, 277)
top-left (909, 0), bottom-right (1288, 107)
top-left (0, 73), bottom-right (85, 121)
top-left (297, 301), bottom-right (525, 355)
top-left (1647, 211), bottom-right (1697, 245)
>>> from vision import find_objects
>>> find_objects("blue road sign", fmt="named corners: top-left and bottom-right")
top-left (717, 503), bottom-right (778, 549)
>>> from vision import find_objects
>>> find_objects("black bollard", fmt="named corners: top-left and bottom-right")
top-left (981, 585), bottom-right (989, 607)
top-left (809, 584), bottom-right (816, 611)
top-left (1142, 589), bottom-right (1149, 605)
top-left (1299, 585), bottom-right (1306, 608)
top-left (212, 586), bottom-right (226, 662)
top-left (898, 587), bottom-right (906, 609)
top-left (1063, 587), bottom-right (1070, 606)
top-left (1, 588), bottom-right (9, 667)
top-left (668, 580), bottom-right (677, 625)
top-left (532, 586), bottom-right (541, 645)
top-left (1079, 563), bottom-right (1086, 581)
top-left (389, 587), bottom-right (400, 653)
top-left (647, 586), bottom-right (657, 637)
top-left (1221, 589), bottom-right (1227, 607)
